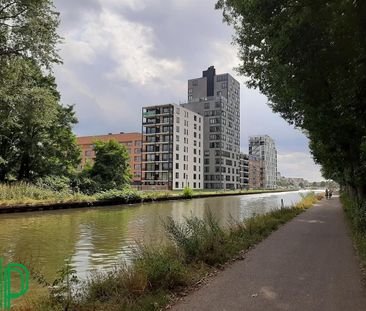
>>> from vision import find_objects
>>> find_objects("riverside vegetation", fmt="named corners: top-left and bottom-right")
top-left (341, 194), bottom-right (366, 274)
top-left (15, 193), bottom-right (322, 311)
top-left (0, 182), bottom-right (285, 209)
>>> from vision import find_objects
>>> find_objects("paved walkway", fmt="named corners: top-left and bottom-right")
top-left (172, 197), bottom-right (366, 311)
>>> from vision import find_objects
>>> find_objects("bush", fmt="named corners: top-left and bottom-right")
top-left (95, 188), bottom-right (141, 203)
top-left (164, 211), bottom-right (230, 265)
top-left (182, 187), bottom-right (194, 199)
top-left (342, 194), bottom-right (366, 232)
top-left (134, 246), bottom-right (188, 290)
top-left (70, 175), bottom-right (100, 195)
top-left (36, 176), bottom-right (72, 193)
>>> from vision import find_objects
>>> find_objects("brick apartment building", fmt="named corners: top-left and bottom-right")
top-left (76, 132), bottom-right (142, 185)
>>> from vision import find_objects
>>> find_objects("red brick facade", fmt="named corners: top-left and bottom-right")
top-left (76, 132), bottom-right (142, 184)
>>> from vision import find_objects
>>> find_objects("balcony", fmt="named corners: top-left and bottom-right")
top-left (143, 111), bottom-right (156, 117)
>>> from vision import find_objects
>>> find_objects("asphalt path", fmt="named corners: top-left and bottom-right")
top-left (172, 197), bottom-right (366, 311)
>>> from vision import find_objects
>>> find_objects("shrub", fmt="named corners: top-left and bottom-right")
top-left (95, 188), bottom-right (141, 203)
top-left (164, 211), bottom-right (230, 265)
top-left (36, 176), bottom-right (72, 193)
top-left (70, 175), bottom-right (100, 195)
top-left (134, 246), bottom-right (188, 290)
top-left (182, 187), bottom-right (194, 199)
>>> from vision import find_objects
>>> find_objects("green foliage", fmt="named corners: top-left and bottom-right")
top-left (90, 140), bottom-right (132, 191)
top-left (49, 263), bottom-right (80, 308)
top-left (0, 0), bottom-right (62, 68)
top-left (95, 188), bottom-right (141, 203)
top-left (134, 246), bottom-right (188, 290)
top-left (0, 57), bottom-right (81, 182)
top-left (0, 1), bottom-right (80, 183)
top-left (164, 211), bottom-right (229, 265)
top-left (182, 186), bottom-right (194, 199)
top-left (0, 182), bottom-right (92, 206)
top-left (216, 0), bottom-right (366, 200)
top-left (342, 194), bottom-right (366, 233)
top-left (36, 175), bottom-right (72, 193)
top-left (341, 194), bottom-right (366, 274)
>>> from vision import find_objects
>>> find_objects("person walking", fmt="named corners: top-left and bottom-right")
top-left (325, 188), bottom-right (329, 199)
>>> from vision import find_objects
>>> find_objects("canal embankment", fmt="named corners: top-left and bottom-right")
top-left (15, 193), bottom-right (322, 311)
top-left (0, 186), bottom-right (298, 214)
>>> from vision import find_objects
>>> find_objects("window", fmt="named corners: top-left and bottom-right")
top-left (217, 75), bottom-right (227, 82)
top-left (134, 164), bottom-right (141, 170)
top-left (204, 102), bottom-right (210, 109)
top-left (134, 156), bottom-right (141, 162)
top-left (176, 126), bottom-right (180, 132)
top-left (85, 150), bottom-right (92, 157)
top-left (176, 135), bottom-right (179, 142)
top-left (176, 163), bottom-right (179, 169)
top-left (176, 154), bottom-right (179, 160)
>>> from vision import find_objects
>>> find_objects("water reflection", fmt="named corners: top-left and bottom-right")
top-left (0, 190), bottom-right (311, 281)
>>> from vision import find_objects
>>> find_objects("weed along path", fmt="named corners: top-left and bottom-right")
top-left (171, 197), bottom-right (366, 311)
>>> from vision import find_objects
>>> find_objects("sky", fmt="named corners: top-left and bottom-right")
top-left (52, 0), bottom-right (324, 182)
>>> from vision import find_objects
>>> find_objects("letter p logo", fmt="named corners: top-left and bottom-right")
top-left (0, 259), bottom-right (29, 309)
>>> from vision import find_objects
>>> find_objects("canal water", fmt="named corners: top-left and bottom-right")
top-left (0, 190), bottom-right (312, 283)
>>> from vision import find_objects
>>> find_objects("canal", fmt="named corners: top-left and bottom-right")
top-left (0, 190), bottom-right (313, 283)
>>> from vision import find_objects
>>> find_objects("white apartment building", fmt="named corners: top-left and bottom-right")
top-left (142, 104), bottom-right (203, 190)
top-left (249, 135), bottom-right (277, 189)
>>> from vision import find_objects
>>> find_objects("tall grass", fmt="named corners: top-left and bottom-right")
top-left (0, 182), bottom-right (92, 206)
top-left (18, 193), bottom-right (320, 311)
top-left (341, 194), bottom-right (366, 269)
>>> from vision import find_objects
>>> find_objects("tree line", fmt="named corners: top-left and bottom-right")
top-left (0, 0), bottom-right (130, 192)
top-left (216, 0), bottom-right (366, 201)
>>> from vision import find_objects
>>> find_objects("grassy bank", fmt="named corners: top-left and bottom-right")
top-left (340, 194), bottom-right (366, 273)
top-left (0, 183), bottom-right (291, 209)
top-left (17, 193), bottom-right (322, 311)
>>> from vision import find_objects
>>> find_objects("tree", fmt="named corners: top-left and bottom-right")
top-left (90, 140), bottom-right (132, 190)
top-left (0, 1), bottom-right (81, 181)
top-left (216, 0), bottom-right (366, 200)
top-left (0, 0), bottom-right (61, 68)
top-left (0, 58), bottom-right (81, 181)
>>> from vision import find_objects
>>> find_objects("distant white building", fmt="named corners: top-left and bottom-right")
top-left (249, 135), bottom-right (277, 189)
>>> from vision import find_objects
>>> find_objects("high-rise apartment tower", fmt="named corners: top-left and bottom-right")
top-left (182, 66), bottom-right (241, 190)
